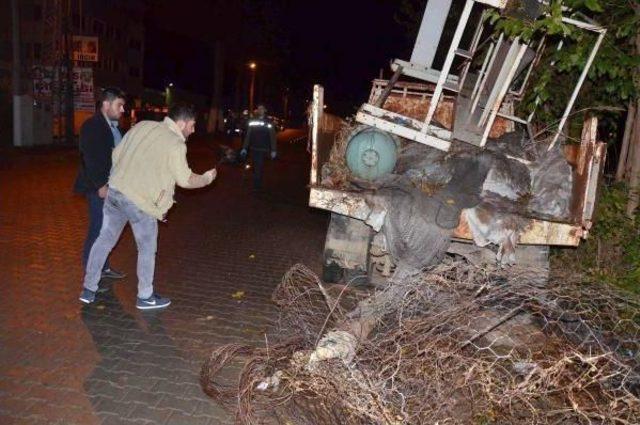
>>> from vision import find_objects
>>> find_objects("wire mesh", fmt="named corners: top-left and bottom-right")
top-left (201, 261), bottom-right (640, 424)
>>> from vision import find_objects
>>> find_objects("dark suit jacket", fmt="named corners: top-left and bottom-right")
top-left (73, 113), bottom-right (121, 193)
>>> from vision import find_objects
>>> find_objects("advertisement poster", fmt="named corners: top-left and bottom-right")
top-left (72, 36), bottom-right (99, 62)
top-left (72, 67), bottom-right (95, 111)
top-left (32, 66), bottom-right (54, 99)
top-left (32, 66), bottom-right (95, 112)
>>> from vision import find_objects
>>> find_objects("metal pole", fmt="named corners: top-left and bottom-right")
top-left (548, 29), bottom-right (606, 151)
top-left (310, 85), bottom-right (323, 186)
top-left (422, 0), bottom-right (475, 132)
top-left (249, 67), bottom-right (256, 116)
top-left (527, 40), bottom-right (564, 123)
top-left (209, 41), bottom-right (224, 133)
top-left (11, 0), bottom-right (22, 147)
top-left (374, 65), bottom-right (403, 108)
top-left (511, 35), bottom-right (546, 98)
top-left (411, 0), bottom-right (454, 69)
top-left (283, 87), bottom-right (289, 122)
top-left (458, 10), bottom-right (487, 91)
top-left (470, 33), bottom-right (503, 116)
top-left (480, 42), bottom-right (528, 147)
top-left (64, 0), bottom-right (75, 144)
top-left (561, 16), bottom-right (604, 32)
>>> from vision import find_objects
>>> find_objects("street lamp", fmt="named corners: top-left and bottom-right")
top-left (248, 62), bottom-right (256, 116)
top-left (165, 83), bottom-right (174, 106)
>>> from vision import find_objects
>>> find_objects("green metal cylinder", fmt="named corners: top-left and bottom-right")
top-left (345, 128), bottom-right (397, 181)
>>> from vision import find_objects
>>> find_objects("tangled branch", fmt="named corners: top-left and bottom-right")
top-left (202, 261), bottom-right (640, 424)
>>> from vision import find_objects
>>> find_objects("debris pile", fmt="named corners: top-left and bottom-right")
top-left (367, 150), bottom-right (493, 277)
top-left (320, 120), bottom-right (575, 266)
top-left (201, 262), bottom-right (640, 424)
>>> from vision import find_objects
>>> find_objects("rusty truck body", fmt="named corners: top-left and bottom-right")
top-left (307, 0), bottom-right (606, 282)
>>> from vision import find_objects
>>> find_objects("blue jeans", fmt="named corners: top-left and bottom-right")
top-left (83, 188), bottom-right (158, 299)
top-left (83, 191), bottom-right (110, 271)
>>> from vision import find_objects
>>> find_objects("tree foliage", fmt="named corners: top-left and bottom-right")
top-left (397, 0), bottom-right (639, 137)
top-left (490, 0), bottom-right (640, 133)
top-left (553, 184), bottom-right (640, 292)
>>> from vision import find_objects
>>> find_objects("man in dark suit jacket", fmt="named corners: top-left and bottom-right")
top-left (74, 87), bottom-right (127, 281)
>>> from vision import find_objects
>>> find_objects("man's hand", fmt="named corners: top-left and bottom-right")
top-left (270, 151), bottom-right (277, 160)
top-left (98, 185), bottom-right (108, 199)
top-left (203, 168), bottom-right (217, 185)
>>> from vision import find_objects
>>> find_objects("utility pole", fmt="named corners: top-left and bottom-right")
top-left (248, 62), bottom-right (256, 116)
top-left (11, 0), bottom-right (23, 146)
top-left (283, 87), bottom-right (289, 123)
top-left (63, 0), bottom-right (75, 144)
top-left (208, 41), bottom-right (224, 133)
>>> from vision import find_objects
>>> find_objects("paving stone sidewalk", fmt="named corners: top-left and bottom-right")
top-left (0, 130), bottom-right (328, 424)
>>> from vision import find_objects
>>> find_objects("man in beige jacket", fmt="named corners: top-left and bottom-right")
top-left (79, 103), bottom-right (215, 309)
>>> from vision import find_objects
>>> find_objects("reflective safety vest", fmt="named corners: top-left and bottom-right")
top-left (248, 119), bottom-right (274, 129)
top-left (243, 118), bottom-right (277, 152)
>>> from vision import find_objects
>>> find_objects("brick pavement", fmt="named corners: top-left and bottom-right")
top-left (0, 130), bottom-right (328, 424)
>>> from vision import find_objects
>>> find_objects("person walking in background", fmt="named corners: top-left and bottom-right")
top-left (79, 103), bottom-right (217, 310)
top-left (240, 104), bottom-right (277, 192)
top-left (74, 87), bottom-right (127, 282)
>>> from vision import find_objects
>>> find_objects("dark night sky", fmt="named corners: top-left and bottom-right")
top-left (144, 0), bottom-right (419, 119)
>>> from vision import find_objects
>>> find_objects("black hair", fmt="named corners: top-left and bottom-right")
top-left (99, 87), bottom-right (126, 103)
top-left (168, 102), bottom-right (196, 121)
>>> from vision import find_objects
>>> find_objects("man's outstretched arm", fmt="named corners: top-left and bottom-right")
top-left (170, 145), bottom-right (216, 189)
top-left (185, 170), bottom-right (216, 188)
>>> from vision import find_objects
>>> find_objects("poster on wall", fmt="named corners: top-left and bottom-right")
top-left (32, 66), bottom-right (95, 112)
top-left (32, 66), bottom-right (54, 100)
top-left (72, 36), bottom-right (99, 62)
top-left (72, 67), bottom-right (95, 111)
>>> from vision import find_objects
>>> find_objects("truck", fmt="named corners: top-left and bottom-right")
top-left (307, 0), bottom-right (606, 284)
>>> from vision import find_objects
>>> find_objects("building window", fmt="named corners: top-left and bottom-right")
top-left (72, 13), bottom-right (80, 29)
top-left (33, 5), bottom-right (42, 21)
top-left (106, 25), bottom-right (114, 39)
top-left (129, 66), bottom-right (140, 78)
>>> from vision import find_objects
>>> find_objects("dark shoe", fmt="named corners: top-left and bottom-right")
top-left (102, 268), bottom-right (126, 279)
top-left (79, 288), bottom-right (96, 304)
top-left (136, 293), bottom-right (171, 310)
top-left (96, 284), bottom-right (110, 294)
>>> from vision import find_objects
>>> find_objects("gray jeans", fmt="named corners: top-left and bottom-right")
top-left (83, 188), bottom-right (158, 299)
